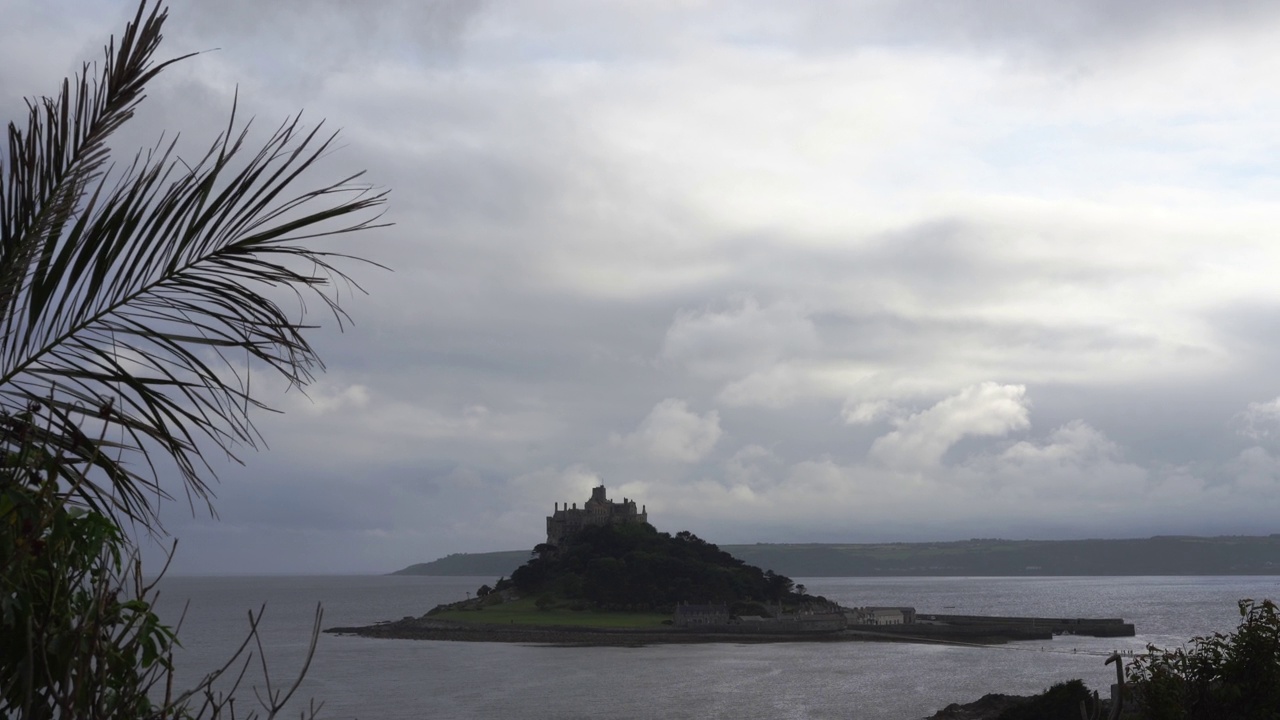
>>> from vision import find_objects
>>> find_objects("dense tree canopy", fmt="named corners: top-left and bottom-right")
top-left (508, 523), bottom-right (807, 611)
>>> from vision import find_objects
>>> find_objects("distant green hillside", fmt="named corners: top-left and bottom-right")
top-left (725, 536), bottom-right (1280, 576)
top-left (392, 535), bottom-right (1280, 577)
top-left (392, 550), bottom-right (530, 577)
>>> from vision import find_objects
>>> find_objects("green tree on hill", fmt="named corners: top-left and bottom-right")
top-left (509, 523), bottom-right (809, 612)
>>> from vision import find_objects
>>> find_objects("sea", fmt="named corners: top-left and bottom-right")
top-left (148, 575), bottom-right (1280, 720)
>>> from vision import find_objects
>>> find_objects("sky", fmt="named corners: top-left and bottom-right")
top-left (4, 0), bottom-right (1280, 574)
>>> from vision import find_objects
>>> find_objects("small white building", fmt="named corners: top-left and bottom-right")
top-left (868, 609), bottom-right (903, 625)
top-left (848, 606), bottom-right (916, 626)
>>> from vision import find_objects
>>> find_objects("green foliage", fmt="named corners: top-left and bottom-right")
top-left (1128, 599), bottom-right (1280, 720)
top-left (0, 395), bottom-right (329, 720)
top-left (996, 680), bottom-right (1095, 720)
top-left (0, 0), bottom-right (384, 529)
top-left (0, 1), bottom-right (381, 718)
top-left (1, 476), bottom-right (175, 719)
top-left (509, 523), bottom-right (808, 611)
top-left (729, 601), bottom-right (772, 618)
top-left (429, 597), bottom-right (671, 628)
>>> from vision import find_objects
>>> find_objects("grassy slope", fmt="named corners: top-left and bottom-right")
top-left (429, 597), bottom-right (670, 628)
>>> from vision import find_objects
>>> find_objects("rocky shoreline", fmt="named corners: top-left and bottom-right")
top-left (923, 693), bottom-right (1039, 719)
top-left (923, 680), bottom-right (1115, 720)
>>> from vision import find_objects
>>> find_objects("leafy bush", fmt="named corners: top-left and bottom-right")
top-left (1, 477), bottom-right (175, 719)
top-left (0, 1), bottom-right (382, 717)
top-left (996, 679), bottom-right (1095, 720)
top-left (1128, 598), bottom-right (1280, 720)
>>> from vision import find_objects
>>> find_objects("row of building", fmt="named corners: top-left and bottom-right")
top-left (673, 604), bottom-right (917, 631)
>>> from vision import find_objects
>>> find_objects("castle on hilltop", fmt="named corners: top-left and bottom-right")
top-left (546, 485), bottom-right (648, 547)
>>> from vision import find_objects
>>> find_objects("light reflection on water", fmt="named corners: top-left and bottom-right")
top-left (150, 575), bottom-right (1280, 720)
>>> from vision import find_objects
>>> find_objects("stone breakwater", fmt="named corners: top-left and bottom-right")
top-left (324, 614), bottom-right (1132, 646)
top-left (921, 613), bottom-right (1136, 638)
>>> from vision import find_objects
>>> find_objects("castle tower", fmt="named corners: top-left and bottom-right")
top-left (545, 484), bottom-right (648, 547)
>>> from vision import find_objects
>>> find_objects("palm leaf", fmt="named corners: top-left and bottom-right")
top-left (0, 1), bottom-right (388, 527)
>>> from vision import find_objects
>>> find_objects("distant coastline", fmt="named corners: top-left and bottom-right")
top-left (391, 534), bottom-right (1280, 577)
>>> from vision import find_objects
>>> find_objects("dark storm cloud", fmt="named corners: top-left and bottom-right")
top-left (9, 1), bottom-right (1280, 573)
top-left (174, 0), bottom-right (484, 70)
top-left (790, 0), bottom-right (1280, 59)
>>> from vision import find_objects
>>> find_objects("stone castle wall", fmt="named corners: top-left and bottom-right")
top-left (546, 484), bottom-right (648, 546)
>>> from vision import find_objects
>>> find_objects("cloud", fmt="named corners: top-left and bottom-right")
top-left (959, 420), bottom-right (1147, 499)
top-left (643, 417), bottom-right (1238, 544)
top-left (870, 383), bottom-right (1031, 468)
top-left (295, 383), bottom-right (371, 416)
top-left (1236, 397), bottom-right (1280, 440)
top-left (723, 444), bottom-right (784, 494)
top-left (173, 0), bottom-right (483, 73)
top-left (509, 464), bottom-right (609, 512)
top-left (842, 399), bottom-right (895, 425)
top-left (661, 297), bottom-right (818, 379)
top-left (611, 398), bottom-right (723, 463)
top-left (717, 365), bottom-right (804, 408)
top-left (21, 0), bottom-right (1280, 572)
top-left (1228, 446), bottom-right (1280, 492)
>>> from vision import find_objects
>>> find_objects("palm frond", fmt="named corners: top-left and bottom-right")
top-left (0, 1), bottom-right (389, 528)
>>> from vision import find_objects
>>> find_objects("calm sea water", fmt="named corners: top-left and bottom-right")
top-left (149, 575), bottom-right (1280, 720)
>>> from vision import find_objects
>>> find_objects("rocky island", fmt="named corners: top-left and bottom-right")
top-left (327, 485), bottom-right (1134, 645)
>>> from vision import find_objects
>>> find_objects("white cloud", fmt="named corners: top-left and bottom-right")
top-left (959, 419), bottom-right (1148, 501)
top-left (997, 420), bottom-right (1119, 466)
top-left (661, 297), bottom-right (818, 379)
top-left (647, 419), bottom-right (1225, 543)
top-left (295, 383), bottom-right (371, 416)
top-left (723, 444), bottom-right (784, 493)
top-left (717, 364), bottom-right (804, 408)
top-left (1229, 446), bottom-right (1280, 492)
top-left (1236, 397), bottom-right (1280, 440)
top-left (870, 383), bottom-right (1031, 468)
top-left (841, 399), bottom-right (896, 425)
top-left (611, 398), bottom-right (723, 463)
top-left (510, 464), bottom-right (603, 506)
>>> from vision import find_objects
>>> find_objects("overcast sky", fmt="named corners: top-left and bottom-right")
top-left (5, 0), bottom-right (1280, 574)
